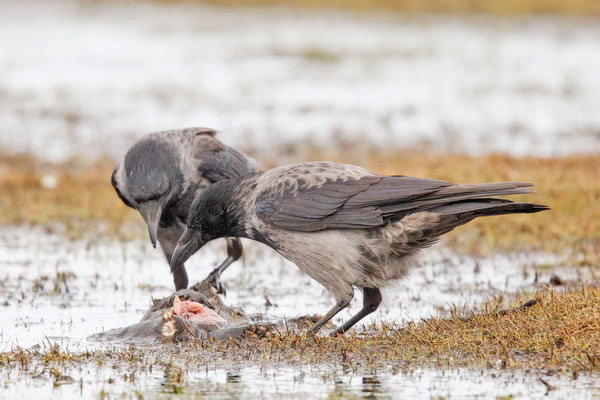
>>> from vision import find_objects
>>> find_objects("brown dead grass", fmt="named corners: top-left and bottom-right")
top-left (1, 150), bottom-right (599, 262)
top-left (248, 287), bottom-right (600, 373)
top-left (157, 0), bottom-right (600, 16)
top-left (387, 287), bottom-right (600, 372)
top-left (0, 154), bottom-right (139, 239)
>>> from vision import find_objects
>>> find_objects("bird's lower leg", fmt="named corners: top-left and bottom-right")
top-left (172, 266), bottom-right (189, 291)
top-left (308, 299), bottom-right (350, 334)
top-left (332, 287), bottom-right (382, 336)
top-left (198, 256), bottom-right (234, 294)
top-left (193, 239), bottom-right (242, 294)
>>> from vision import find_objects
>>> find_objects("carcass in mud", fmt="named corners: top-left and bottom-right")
top-left (90, 283), bottom-right (321, 342)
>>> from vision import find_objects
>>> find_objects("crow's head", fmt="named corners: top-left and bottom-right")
top-left (169, 181), bottom-right (238, 272)
top-left (113, 137), bottom-right (182, 247)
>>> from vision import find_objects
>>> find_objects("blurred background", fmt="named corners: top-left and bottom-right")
top-left (1, 0), bottom-right (599, 163)
top-left (1, 0), bottom-right (599, 254)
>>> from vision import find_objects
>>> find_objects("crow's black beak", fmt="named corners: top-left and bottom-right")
top-left (170, 228), bottom-right (202, 272)
top-left (138, 200), bottom-right (162, 248)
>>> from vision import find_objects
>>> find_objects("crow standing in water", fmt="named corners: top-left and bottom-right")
top-left (170, 161), bottom-right (548, 335)
top-left (112, 127), bottom-right (258, 292)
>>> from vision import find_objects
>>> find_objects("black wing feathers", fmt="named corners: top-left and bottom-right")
top-left (257, 170), bottom-right (543, 232)
top-left (344, 176), bottom-right (451, 207)
top-left (197, 146), bottom-right (257, 182)
top-left (429, 200), bottom-right (549, 237)
top-left (378, 182), bottom-right (535, 216)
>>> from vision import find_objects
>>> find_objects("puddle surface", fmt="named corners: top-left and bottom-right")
top-left (3, 359), bottom-right (600, 399)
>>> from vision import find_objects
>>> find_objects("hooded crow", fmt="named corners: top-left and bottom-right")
top-left (170, 161), bottom-right (548, 335)
top-left (112, 127), bottom-right (259, 292)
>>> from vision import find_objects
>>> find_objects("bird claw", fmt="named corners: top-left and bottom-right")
top-left (201, 271), bottom-right (226, 295)
top-left (329, 329), bottom-right (344, 337)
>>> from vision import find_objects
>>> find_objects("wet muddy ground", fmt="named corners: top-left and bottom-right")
top-left (1, 226), bottom-right (598, 398)
top-left (0, 226), bottom-right (590, 349)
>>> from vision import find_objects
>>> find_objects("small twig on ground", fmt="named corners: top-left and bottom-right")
top-left (495, 298), bottom-right (539, 316)
top-left (539, 376), bottom-right (555, 395)
top-left (61, 273), bottom-right (69, 294)
top-left (457, 298), bottom-right (540, 322)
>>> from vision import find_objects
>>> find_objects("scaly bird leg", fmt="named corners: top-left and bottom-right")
top-left (308, 298), bottom-right (352, 335)
top-left (172, 265), bottom-right (189, 291)
top-left (331, 287), bottom-right (382, 336)
top-left (194, 238), bottom-right (243, 295)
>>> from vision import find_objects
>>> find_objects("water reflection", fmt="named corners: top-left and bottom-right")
top-left (160, 364), bottom-right (185, 395)
top-left (2, 350), bottom-right (599, 399)
top-left (362, 375), bottom-right (384, 399)
top-left (226, 372), bottom-right (242, 383)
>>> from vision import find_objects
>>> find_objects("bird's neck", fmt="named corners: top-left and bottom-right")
top-left (212, 175), bottom-right (257, 239)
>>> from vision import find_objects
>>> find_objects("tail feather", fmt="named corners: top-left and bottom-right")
top-left (430, 199), bottom-right (549, 236)
top-left (432, 182), bottom-right (534, 197)
top-left (379, 182), bottom-right (538, 217)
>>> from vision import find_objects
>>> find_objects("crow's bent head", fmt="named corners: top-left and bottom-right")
top-left (113, 137), bottom-right (182, 247)
top-left (170, 180), bottom-right (240, 272)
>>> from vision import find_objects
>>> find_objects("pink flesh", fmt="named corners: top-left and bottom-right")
top-left (172, 296), bottom-right (227, 324)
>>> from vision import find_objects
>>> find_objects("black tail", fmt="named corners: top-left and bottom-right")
top-left (429, 199), bottom-right (549, 236)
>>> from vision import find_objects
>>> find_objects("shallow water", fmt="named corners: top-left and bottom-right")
top-left (0, 226), bottom-right (589, 349)
top-left (3, 358), bottom-right (600, 399)
top-left (1, 226), bottom-right (598, 398)
top-left (1, 1), bottom-right (599, 161)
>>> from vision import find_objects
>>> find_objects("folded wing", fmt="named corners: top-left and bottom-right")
top-left (256, 166), bottom-right (544, 232)
top-left (194, 133), bottom-right (259, 182)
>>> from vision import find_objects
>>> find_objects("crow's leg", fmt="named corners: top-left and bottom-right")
top-left (308, 297), bottom-right (352, 335)
top-left (198, 238), bottom-right (242, 295)
top-left (331, 287), bottom-right (382, 336)
top-left (172, 265), bottom-right (189, 292)
top-left (157, 223), bottom-right (189, 291)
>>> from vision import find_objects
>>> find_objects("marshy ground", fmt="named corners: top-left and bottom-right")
top-left (1, 0), bottom-right (599, 397)
top-left (1, 150), bottom-right (599, 398)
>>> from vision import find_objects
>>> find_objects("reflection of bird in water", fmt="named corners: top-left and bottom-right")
top-left (112, 127), bottom-right (258, 292)
top-left (171, 161), bottom-right (548, 335)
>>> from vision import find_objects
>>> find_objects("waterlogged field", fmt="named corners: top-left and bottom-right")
top-left (1, 226), bottom-right (599, 399)
top-left (1, 147), bottom-right (599, 398)
top-left (1, 0), bottom-right (600, 398)
top-left (0, 152), bottom-right (599, 398)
